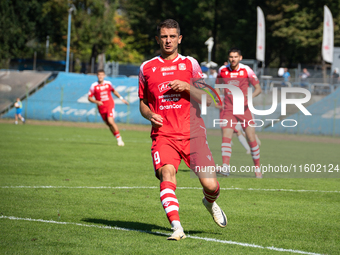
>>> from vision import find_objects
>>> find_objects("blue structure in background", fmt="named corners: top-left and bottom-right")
top-left (3, 72), bottom-right (340, 136)
top-left (2, 72), bottom-right (149, 125)
top-left (269, 88), bottom-right (340, 136)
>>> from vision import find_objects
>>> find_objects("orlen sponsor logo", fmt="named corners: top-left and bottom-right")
top-left (158, 81), bottom-right (171, 93)
top-left (159, 104), bottom-right (182, 110)
top-left (97, 84), bottom-right (109, 90)
top-left (227, 80), bottom-right (240, 86)
top-left (161, 66), bottom-right (177, 72)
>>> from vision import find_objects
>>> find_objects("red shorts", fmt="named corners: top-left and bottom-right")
top-left (99, 106), bottom-right (115, 122)
top-left (220, 107), bottom-right (254, 130)
top-left (151, 136), bottom-right (215, 178)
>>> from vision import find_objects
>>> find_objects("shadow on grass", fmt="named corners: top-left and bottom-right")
top-left (82, 218), bottom-right (206, 237)
top-left (178, 169), bottom-right (191, 173)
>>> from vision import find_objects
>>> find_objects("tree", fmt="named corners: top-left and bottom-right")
top-left (41, 0), bottom-right (116, 68)
top-left (0, 0), bottom-right (46, 67)
top-left (265, 0), bottom-right (340, 67)
top-left (105, 11), bottom-right (144, 63)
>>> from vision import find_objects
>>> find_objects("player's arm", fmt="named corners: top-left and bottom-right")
top-left (252, 84), bottom-right (262, 98)
top-left (88, 95), bottom-right (103, 106)
top-left (247, 68), bottom-right (262, 98)
top-left (112, 90), bottom-right (129, 105)
top-left (167, 80), bottom-right (212, 106)
top-left (214, 87), bottom-right (223, 109)
top-left (139, 98), bottom-right (163, 128)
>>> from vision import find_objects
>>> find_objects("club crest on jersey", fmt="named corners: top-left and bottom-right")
top-left (178, 63), bottom-right (186, 70)
top-left (158, 81), bottom-right (171, 93)
top-left (161, 66), bottom-right (177, 72)
top-left (152, 67), bottom-right (157, 72)
top-left (240, 70), bottom-right (244, 76)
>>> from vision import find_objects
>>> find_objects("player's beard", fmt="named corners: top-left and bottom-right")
top-left (230, 61), bottom-right (239, 69)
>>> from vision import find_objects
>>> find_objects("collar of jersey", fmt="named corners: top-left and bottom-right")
top-left (158, 54), bottom-right (182, 63)
top-left (227, 63), bottom-right (243, 72)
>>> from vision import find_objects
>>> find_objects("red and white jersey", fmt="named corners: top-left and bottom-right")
top-left (139, 54), bottom-right (206, 139)
top-left (88, 80), bottom-right (115, 111)
top-left (216, 63), bottom-right (259, 110)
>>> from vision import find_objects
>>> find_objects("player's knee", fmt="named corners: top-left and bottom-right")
top-left (202, 179), bottom-right (218, 193)
top-left (158, 165), bottom-right (176, 182)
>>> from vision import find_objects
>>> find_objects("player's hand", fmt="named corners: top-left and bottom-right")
top-left (122, 99), bottom-right (129, 105)
top-left (97, 101), bottom-right (103, 106)
top-left (215, 103), bottom-right (223, 109)
top-left (149, 113), bottom-right (163, 128)
top-left (215, 95), bottom-right (223, 109)
top-left (168, 80), bottom-right (189, 92)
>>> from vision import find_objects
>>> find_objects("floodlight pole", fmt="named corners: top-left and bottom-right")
top-left (65, 7), bottom-right (75, 73)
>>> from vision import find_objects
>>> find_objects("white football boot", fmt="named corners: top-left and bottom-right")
top-left (167, 227), bottom-right (186, 241)
top-left (202, 197), bottom-right (227, 228)
top-left (117, 140), bottom-right (125, 146)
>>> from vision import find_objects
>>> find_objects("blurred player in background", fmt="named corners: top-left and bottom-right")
top-left (139, 19), bottom-right (227, 241)
top-left (14, 98), bottom-right (25, 124)
top-left (88, 69), bottom-right (129, 146)
top-left (216, 48), bottom-right (262, 178)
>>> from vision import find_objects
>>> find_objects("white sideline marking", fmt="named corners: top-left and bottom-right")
top-left (0, 186), bottom-right (339, 193)
top-left (0, 215), bottom-right (322, 255)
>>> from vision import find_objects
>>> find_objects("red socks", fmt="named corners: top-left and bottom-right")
top-left (113, 131), bottom-right (121, 139)
top-left (221, 137), bottom-right (232, 165)
top-left (203, 182), bottom-right (220, 203)
top-left (249, 140), bottom-right (260, 168)
top-left (160, 181), bottom-right (180, 223)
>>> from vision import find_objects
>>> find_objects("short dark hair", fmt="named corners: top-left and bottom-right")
top-left (157, 19), bottom-right (180, 35)
top-left (97, 69), bottom-right (105, 74)
top-left (228, 47), bottom-right (242, 56)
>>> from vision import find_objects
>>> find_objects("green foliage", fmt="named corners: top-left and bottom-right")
top-left (105, 12), bottom-right (144, 63)
top-left (122, 0), bottom-right (340, 66)
top-left (1, 0), bottom-right (340, 67)
top-left (41, 0), bottom-right (116, 62)
top-left (0, 0), bottom-right (47, 63)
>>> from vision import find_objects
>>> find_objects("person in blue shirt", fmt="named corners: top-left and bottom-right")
top-left (282, 68), bottom-right (291, 86)
top-left (14, 98), bottom-right (25, 124)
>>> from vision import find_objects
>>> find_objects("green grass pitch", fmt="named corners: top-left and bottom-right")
top-left (0, 122), bottom-right (339, 254)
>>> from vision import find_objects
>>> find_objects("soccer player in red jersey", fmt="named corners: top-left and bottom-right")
top-left (139, 19), bottom-right (227, 241)
top-left (88, 69), bottom-right (129, 146)
top-left (216, 48), bottom-right (262, 178)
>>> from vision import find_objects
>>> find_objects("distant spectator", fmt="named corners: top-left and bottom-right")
top-left (208, 69), bottom-right (217, 79)
top-left (300, 68), bottom-right (310, 87)
top-left (14, 98), bottom-right (25, 125)
top-left (282, 68), bottom-right (291, 86)
top-left (332, 68), bottom-right (340, 85)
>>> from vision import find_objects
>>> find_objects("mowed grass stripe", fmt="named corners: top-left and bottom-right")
top-left (1, 123), bottom-right (339, 254)
top-left (0, 216), bottom-right (324, 255)
top-left (1, 185), bottom-right (339, 193)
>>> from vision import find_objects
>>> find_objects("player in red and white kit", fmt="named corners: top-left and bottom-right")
top-left (139, 19), bottom-right (227, 241)
top-left (88, 69), bottom-right (129, 146)
top-left (216, 48), bottom-right (262, 178)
